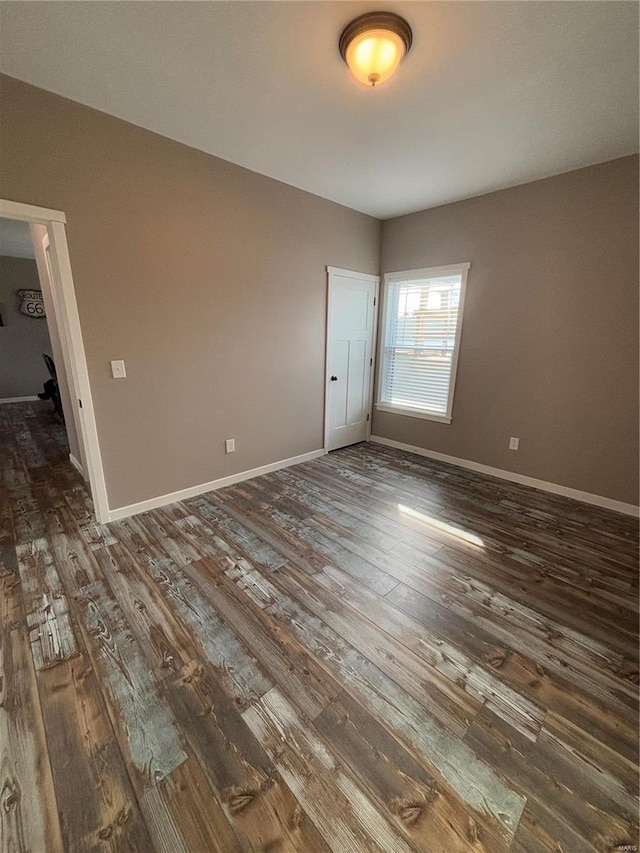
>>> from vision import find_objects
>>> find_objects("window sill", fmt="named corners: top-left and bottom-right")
top-left (375, 404), bottom-right (452, 424)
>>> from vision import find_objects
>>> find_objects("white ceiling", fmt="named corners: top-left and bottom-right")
top-left (0, 218), bottom-right (35, 259)
top-left (0, 1), bottom-right (637, 218)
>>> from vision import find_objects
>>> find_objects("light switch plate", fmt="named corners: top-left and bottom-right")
top-left (111, 360), bottom-right (126, 379)
top-left (225, 438), bottom-right (236, 454)
top-left (509, 436), bottom-right (520, 451)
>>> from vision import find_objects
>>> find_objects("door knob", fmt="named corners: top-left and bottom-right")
top-left (330, 375), bottom-right (338, 381)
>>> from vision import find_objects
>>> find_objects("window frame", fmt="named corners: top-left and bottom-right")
top-left (375, 262), bottom-right (471, 424)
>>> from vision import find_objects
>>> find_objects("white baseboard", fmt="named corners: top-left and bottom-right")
top-left (0, 395), bottom-right (40, 404)
top-left (69, 453), bottom-right (84, 478)
top-left (370, 435), bottom-right (639, 517)
top-left (107, 448), bottom-right (326, 522)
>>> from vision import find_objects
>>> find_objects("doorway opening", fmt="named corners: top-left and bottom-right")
top-left (0, 199), bottom-right (108, 522)
top-left (0, 216), bottom-right (77, 496)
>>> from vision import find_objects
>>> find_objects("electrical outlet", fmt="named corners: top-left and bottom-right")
top-left (509, 436), bottom-right (520, 451)
top-left (111, 360), bottom-right (126, 379)
top-left (225, 438), bottom-right (236, 454)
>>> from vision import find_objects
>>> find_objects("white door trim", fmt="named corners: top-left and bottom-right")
top-left (326, 266), bottom-right (380, 283)
top-left (324, 266), bottom-right (380, 453)
top-left (0, 198), bottom-right (110, 523)
top-left (0, 199), bottom-right (67, 223)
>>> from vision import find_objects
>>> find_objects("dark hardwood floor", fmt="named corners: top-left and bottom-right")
top-left (1, 401), bottom-right (638, 852)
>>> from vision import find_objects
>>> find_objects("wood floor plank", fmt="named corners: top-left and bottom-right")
top-left (153, 507), bottom-right (236, 562)
top-left (0, 572), bottom-right (24, 633)
top-left (36, 651), bottom-right (154, 851)
top-left (72, 578), bottom-right (188, 794)
top-left (430, 542), bottom-right (638, 642)
top-left (15, 536), bottom-right (79, 670)
top-left (226, 560), bottom-right (527, 843)
top-left (10, 484), bottom-right (48, 544)
top-left (386, 581), bottom-right (639, 761)
top-left (443, 572), bottom-right (637, 677)
top-left (62, 486), bottom-right (95, 525)
top-left (465, 706), bottom-right (638, 851)
top-left (535, 714), bottom-right (639, 824)
top-left (274, 466), bottom-right (442, 555)
top-left (140, 754), bottom-right (242, 853)
top-left (193, 489), bottom-right (334, 576)
top-left (186, 559), bottom-right (342, 719)
top-left (510, 799), bottom-right (600, 853)
top-left (0, 627), bottom-right (64, 853)
top-left (107, 527), bottom-right (274, 708)
top-left (79, 519), bottom-right (119, 551)
top-left (136, 508), bottom-right (206, 568)
top-left (314, 562), bottom-right (546, 741)
top-left (243, 686), bottom-right (417, 853)
top-left (2, 452), bottom-right (28, 491)
top-left (92, 541), bottom-right (196, 681)
top-left (229, 466), bottom-right (460, 602)
top-left (268, 560), bottom-right (482, 738)
top-left (166, 662), bottom-right (331, 852)
top-left (292, 456), bottom-right (445, 549)
top-left (0, 493), bottom-right (17, 576)
top-left (542, 711), bottom-right (639, 813)
top-left (268, 469), bottom-right (404, 553)
top-left (224, 480), bottom-right (400, 595)
top-left (314, 690), bottom-right (509, 853)
top-left (43, 503), bottom-right (103, 589)
top-left (440, 580), bottom-right (639, 712)
top-left (183, 496), bottom-right (289, 571)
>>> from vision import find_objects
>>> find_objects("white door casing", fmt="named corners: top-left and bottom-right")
top-left (324, 267), bottom-right (379, 452)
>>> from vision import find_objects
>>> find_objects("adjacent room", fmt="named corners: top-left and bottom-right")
top-left (0, 220), bottom-right (51, 402)
top-left (0, 2), bottom-right (638, 851)
top-left (0, 216), bottom-right (84, 478)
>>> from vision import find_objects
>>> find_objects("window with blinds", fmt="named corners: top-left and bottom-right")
top-left (377, 263), bottom-right (470, 423)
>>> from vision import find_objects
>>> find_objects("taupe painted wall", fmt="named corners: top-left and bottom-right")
top-left (376, 156), bottom-right (639, 505)
top-left (0, 75), bottom-right (380, 508)
top-left (0, 255), bottom-right (52, 398)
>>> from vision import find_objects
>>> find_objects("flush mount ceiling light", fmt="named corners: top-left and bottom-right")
top-left (339, 11), bottom-right (412, 88)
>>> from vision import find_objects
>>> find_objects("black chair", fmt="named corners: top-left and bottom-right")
top-left (42, 353), bottom-right (64, 422)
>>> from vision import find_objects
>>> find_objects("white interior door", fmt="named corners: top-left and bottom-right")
top-left (325, 267), bottom-right (379, 452)
top-left (43, 233), bottom-right (88, 478)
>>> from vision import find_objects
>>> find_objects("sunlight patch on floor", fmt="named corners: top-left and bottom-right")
top-left (398, 504), bottom-right (485, 548)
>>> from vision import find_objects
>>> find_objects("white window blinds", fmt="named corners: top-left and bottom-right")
top-left (378, 264), bottom-right (469, 422)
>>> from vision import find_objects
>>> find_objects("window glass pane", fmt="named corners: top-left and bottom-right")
top-left (381, 270), bottom-right (465, 417)
top-left (427, 291), bottom-right (441, 310)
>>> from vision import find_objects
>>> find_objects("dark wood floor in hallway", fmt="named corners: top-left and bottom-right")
top-left (1, 401), bottom-right (638, 852)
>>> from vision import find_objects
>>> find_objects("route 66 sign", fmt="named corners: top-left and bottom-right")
top-left (17, 289), bottom-right (46, 318)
